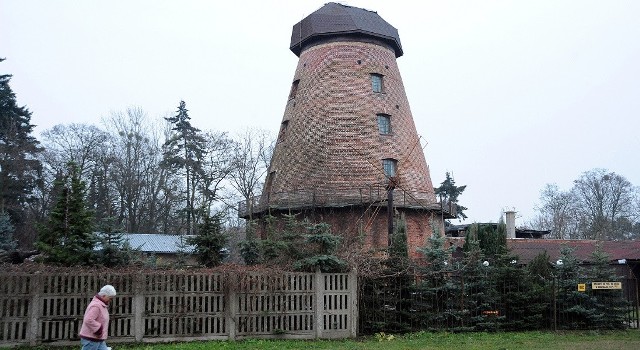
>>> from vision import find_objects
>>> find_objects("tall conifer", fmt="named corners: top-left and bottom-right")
top-left (0, 59), bottom-right (43, 244)
top-left (36, 162), bottom-right (95, 265)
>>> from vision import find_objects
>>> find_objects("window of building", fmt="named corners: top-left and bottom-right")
top-left (382, 158), bottom-right (397, 178)
top-left (263, 171), bottom-right (275, 198)
top-left (277, 120), bottom-right (289, 142)
top-left (371, 74), bottom-right (383, 93)
top-left (288, 79), bottom-right (300, 100)
top-left (377, 114), bottom-right (391, 134)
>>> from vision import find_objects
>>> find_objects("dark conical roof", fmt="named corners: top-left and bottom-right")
top-left (290, 2), bottom-right (403, 57)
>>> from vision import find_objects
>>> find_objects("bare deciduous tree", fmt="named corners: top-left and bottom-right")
top-left (227, 128), bottom-right (274, 224)
top-left (529, 184), bottom-right (581, 239)
top-left (573, 169), bottom-right (637, 240)
top-left (40, 123), bottom-right (110, 177)
top-left (530, 169), bottom-right (639, 240)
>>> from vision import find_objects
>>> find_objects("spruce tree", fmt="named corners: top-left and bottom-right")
top-left (359, 214), bottom-right (413, 334)
top-left (293, 222), bottom-right (347, 272)
top-left (187, 212), bottom-right (227, 267)
top-left (459, 224), bottom-right (501, 331)
top-left (0, 59), bottom-right (43, 244)
top-left (162, 101), bottom-right (207, 235)
top-left (0, 210), bottom-right (16, 252)
top-left (493, 250), bottom-right (544, 331)
top-left (389, 213), bottom-right (409, 258)
top-left (434, 172), bottom-right (468, 220)
top-left (96, 217), bottom-right (134, 267)
top-left (414, 223), bottom-right (456, 330)
top-left (554, 245), bottom-right (592, 329)
top-left (36, 162), bottom-right (95, 266)
top-left (239, 237), bottom-right (261, 265)
top-left (586, 245), bottom-right (628, 329)
top-left (526, 251), bottom-right (555, 329)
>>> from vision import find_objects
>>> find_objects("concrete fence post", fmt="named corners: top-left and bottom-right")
top-left (349, 269), bottom-right (358, 337)
top-left (132, 273), bottom-right (145, 342)
top-left (27, 275), bottom-right (41, 346)
top-left (315, 270), bottom-right (323, 339)
top-left (227, 273), bottom-right (237, 341)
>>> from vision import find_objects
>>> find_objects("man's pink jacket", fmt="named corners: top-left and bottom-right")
top-left (79, 295), bottom-right (110, 341)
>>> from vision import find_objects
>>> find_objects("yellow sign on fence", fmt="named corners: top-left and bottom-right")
top-left (591, 282), bottom-right (622, 290)
top-left (577, 283), bottom-right (586, 292)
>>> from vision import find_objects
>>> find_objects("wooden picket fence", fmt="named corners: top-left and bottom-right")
top-left (0, 269), bottom-right (358, 347)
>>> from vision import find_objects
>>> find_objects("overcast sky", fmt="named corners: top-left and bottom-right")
top-left (2, 0), bottom-right (639, 226)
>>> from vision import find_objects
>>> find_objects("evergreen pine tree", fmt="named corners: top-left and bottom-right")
top-left (96, 217), bottom-right (134, 267)
top-left (414, 223), bottom-right (456, 330)
top-left (162, 101), bottom-right (207, 235)
top-left (493, 249), bottom-right (544, 330)
top-left (434, 172), bottom-right (468, 220)
top-left (174, 234), bottom-right (190, 268)
top-left (0, 59), bottom-right (43, 244)
top-left (359, 214), bottom-right (413, 334)
top-left (293, 222), bottom-right (347, 272)
top-left (459, 224), bottom-right (501, 331)
top-left (36, 162), bottom-right (95, 266)
top-left (389, 213), bottom-right (409, 258)
top-left (187, 212), bottom-right (227, 267)
top-left (526, 251), bottom-right (555, 329)
top-left (585, 245), bottom-right (628, 329)
top-left (554, 245), bottom-right (592, 329)
top-left (0, 210), bottom-right (17, 252)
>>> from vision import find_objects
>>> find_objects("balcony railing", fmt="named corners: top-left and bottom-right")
top-left (238, 185), bottom-right (456, 219)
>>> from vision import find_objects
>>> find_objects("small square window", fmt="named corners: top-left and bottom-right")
top-left (377, 114), bottom-right (391, 134)
top-left (265, 171), bottom-right (275, 194)
top-left (277, 121), bottom-right (289, 142)
top-left (371, 74), bottom-right (383, 93)
top-left (382, 158), bottom-right (397, 177)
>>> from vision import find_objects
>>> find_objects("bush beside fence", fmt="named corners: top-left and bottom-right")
top-left (359, 273), bottom-right (639, 334)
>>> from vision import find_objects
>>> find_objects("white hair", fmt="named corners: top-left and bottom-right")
top-left (98, 285), bottom-right (117, 297)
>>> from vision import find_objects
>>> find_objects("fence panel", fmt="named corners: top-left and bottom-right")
top-left (0, 270), bottom-right (357, 347)
top-left (141, 272), bottom-right (227, 340)
top-left (321, 273), bottom-right (354, 338)
top-left (235, 272), bottom-right (315, 338)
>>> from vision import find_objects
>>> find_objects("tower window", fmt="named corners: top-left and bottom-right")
top-left (382, 158), bottom-right (397, 177)
top-left (377, 114), bottom-right (391, 134)
top-left (288, 79), bottom-right (300, 100)
top-left (371, 74), bottom-right (384, 93)
top-left (265, 171), bottom-right (275, 194)
top-left (277, 120), bottom-right (289, 142)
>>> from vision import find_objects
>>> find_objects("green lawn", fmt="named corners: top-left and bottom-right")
top-left (16, 331), bottom-right (640, 350)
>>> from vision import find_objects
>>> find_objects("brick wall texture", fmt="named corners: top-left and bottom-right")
top-left (259, 40), bottom-right (442, 256)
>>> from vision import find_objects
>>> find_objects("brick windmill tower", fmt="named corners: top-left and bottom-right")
top-left (242, 2), bottom-right (453, 258)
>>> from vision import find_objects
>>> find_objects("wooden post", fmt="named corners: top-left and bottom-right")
top-left (387, 186), bottom-right (394, 245)
top-left (553, 276), bottom-right (557, 331)
top-left (314, 270), bottom-right (323, 339)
